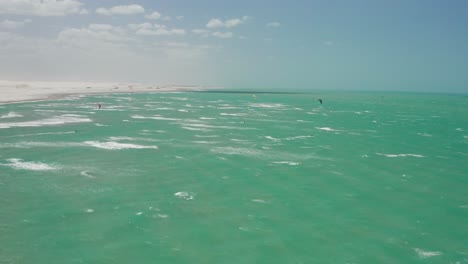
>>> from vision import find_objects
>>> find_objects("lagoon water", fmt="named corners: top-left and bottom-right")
top-left (1, 91), bottom-right (467, 263)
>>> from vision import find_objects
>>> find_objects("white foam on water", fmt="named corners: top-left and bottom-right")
top-left (417, 133), bottom-right (432, 137)
top-left (211, 147), bottom-right (262, 156)
top-left (230, 138), bottom-right (249, 142)
top-left (131, 115), bottom-right (181, 121)
top-left (2, 131), bottom-right (76, 138)
top-left (178, 109), bottom-right (189, 112)
top-left (249, 103), bottom-right (286, 109)
top-left (108, 136), bottom-right (157, 142)
top-left (156, 213), bottom-right (169, 218)
top-left (181, 123), bottom-right (255, 131)
top-left (464, 135), bottom-right (468, 139)
top-left (199, 117), bottom-right (217, 120)
top-left (95, 123), bottom-right (107, 127)
top-left (0, 115), bottom-right (92, 129)
top-left (251, 199), bottom-right (268, 204)
top-left (285, 135), bottom-right (313, 140)
top-left (155, 107), bottom-right (174, 110)
top-left (3, 158), bottom-right (59, 171)
top-left (272, 161), bottom-right (301, 166)
top-left (182, 126), bottom-right (211, 131)
top-left (192, 140), bottom-right (217, 144)
top-left (80, 171), bottom-right (95, 178)
top-left (265, 136), bottom-right (281, 142)
top-left (1, 112), bottom-right (23, 119)
top-left (83, 141), bottom-right (159, 150)
top-left (306, 112), bottom-right (318, 115)
top-left (0, 141), bottom-right (82, 148)
top-left (456, 128), bottom-right (463, 131)
top-left (220, 113), bottom-right (247, 116)
top-left (376, 153), bottom-right (425, 158)
top-left (195, 134), bottom-right (219, 138)
top-left (174, 192), bottom-right (194, 200)
top-left (316, 127), bottom-right (339, 132)
top-left (414, 248), bottom-right (442, 258)
top-left (85, 209), bottom-right (94, 213)
top-left (136, 212), bottom-right (143, 215)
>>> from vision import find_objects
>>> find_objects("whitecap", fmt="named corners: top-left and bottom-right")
top-left (3, 158), bottom-right (58, 171)
top-left (199, 117), bottom-right (217, 120)
top-left (417, 133), bottom-right (432, 137)
top-left (0, 112), bottom-right (23, 119)
top-left (156, 213), bottom-right (169, 218)
top-left (376, 153), bottom-right (425, 158)
top-left (249, 103), bottom-right (285, 109)
top-left (0, 115), bottom-right (92, 129)
top-left (220, 113), bottom-right (247, 116)
top-left (414, 248), bottom-right (442, 258)
top-left (211, 147), bottom-right (261, 156)
top-left (80, 171), bottom-right (95, 178)
top-left (174, 192), bottom-right (194, 200)
top-left (136, 212), bottom-right (143, 216)
top-left (456, 128), bottom-right (463, 131)
top-left (83, 141), bottom-right (158, 150)
top-left (272, 161), bottom-right (301, 166)
top-left (85, 209), bottom-right (94, 213)
top-left (316, 127), bottom-right (339, 132)
top-left (285, 135), bottom-right (313, 140)
top-left (131, 115), bottom-right (180, 121)
top-left (265, 136), bottom-right (281, 142)
top-left (251, 199), bottom-right (268, 204)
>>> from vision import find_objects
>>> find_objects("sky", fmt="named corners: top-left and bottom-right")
top-left (0, 0), bottom-right (467, 92)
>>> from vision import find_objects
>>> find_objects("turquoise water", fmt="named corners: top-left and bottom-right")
top-left (1, 91), bottom-right (467, 263)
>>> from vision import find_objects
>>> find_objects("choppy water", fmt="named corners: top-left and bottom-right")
top-left (1, 91), bottom-right (467, 263)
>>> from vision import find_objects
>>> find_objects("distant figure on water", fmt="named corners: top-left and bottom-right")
top-left (318, 99), bottom-right (323, 104)
top-left (98, 103), bottom-right (101, 109)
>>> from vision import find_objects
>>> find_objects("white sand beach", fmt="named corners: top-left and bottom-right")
top-left (0, 80), bottom-right (209, 104)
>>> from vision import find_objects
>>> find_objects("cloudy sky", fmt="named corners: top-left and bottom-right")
top-left (0, 0), bottom-right (467, 92)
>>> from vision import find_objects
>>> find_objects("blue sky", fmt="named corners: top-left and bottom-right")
top-left (0, 0), bottom-right (467, 92)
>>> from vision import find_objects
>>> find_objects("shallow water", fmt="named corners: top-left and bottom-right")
top-left (1, 91), bottom-right (467, 263)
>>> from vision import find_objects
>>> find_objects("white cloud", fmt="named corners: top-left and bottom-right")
top-left (267, 22), bottom-right (280, 28)
top-left (192, 28), bottom-right (210, 37)
top-left (212, 32), bottom-right (233, 39)
top-left (1, 19), bottom-right (31, 29)
top-left (57, 24), bottom-right (130, 47)
top-left (206, 16), bottom-right (248, 28)
top-left (145, 11), bottom-right (161, 20)
top-left (96, 4), bottom-right (144, 15)
top-left (0, 0), bottom-right (86, 16)
top-left (137, 28), bottom-right (185, 36)
top-left (128, 23), bottom-right (154, 31)
top-left (162, 16), bottom-right (171, 21)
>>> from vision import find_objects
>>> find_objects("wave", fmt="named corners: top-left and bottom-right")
top-left (248, 103), bottom-right (286, 109)
top-left (0, 112), bottom-right (23, 119)
top-left (174, 191), bottom-right (194, 200)
top-left (272, 161), bottom-right (301, 166)
top-left (414, 248), bottom-right (442, 258)
top-left (2, 158), bottom-right (59, 171)
top-left (0, 115), bottom-right (92, 129)
top-left (376, 153), bottom-right (425, 158)
top-left (316, 127), bottom-right (339, 132)
top-left (83, 141), bottom-right (159, 150)
top-left (131, 115), bottom-right (181, 121)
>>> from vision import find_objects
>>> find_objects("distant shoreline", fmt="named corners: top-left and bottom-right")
top-left (0, 80), bottom-right (217, 104)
